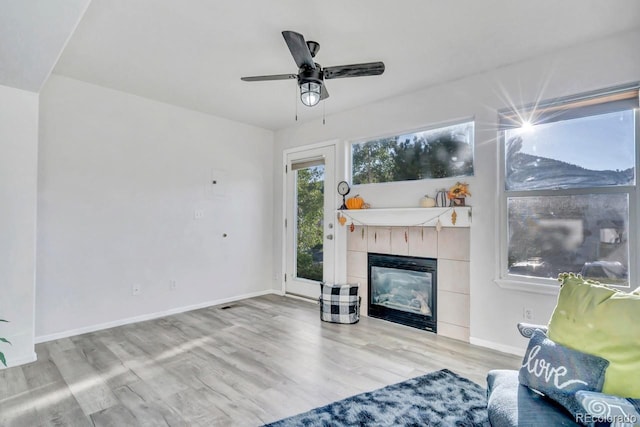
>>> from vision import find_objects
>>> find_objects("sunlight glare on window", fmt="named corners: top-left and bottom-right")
top-left (520, 121), bottom-right (533, 132)
top-left (500, 85), bottom-right (638, 287)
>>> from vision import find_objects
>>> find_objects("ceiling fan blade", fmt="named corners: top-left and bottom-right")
top-left (324, 62), bottom-right (385, 79)
top-left (320, 84), bottom-right (329, 100)
top-left (241, 74), bottom-right (297, 82)
top-left (282, 31), bottom-right (316, 70)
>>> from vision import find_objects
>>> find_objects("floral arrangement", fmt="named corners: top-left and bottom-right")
top-left (447, 182), bottom-right (471, 199)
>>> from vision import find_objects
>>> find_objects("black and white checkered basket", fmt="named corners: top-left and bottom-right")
top-left (319, 282), bottom-right (360, 324)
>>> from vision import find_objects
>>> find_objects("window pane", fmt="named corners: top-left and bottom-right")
top-left (507, 194), bottom-right (629, 285)
top-left (352, 121), bottom-right (474, 184)
top-left (505, 110), bottom-right (635, 191)
top-left (295, 165), bottom-right (324, 282)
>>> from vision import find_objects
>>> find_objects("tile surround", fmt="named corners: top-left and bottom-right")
top-left (438, 259), bottom-right (470, 295)
top-left (390, 227), bottom-right (410, 255)
top-left (437, 322), bottom-right (470, 342)
top-left (438, 228), bottom-right (470, 261)
top-left (437, 290), bottom-right (470, 327)
top-left (407, 227), bottom-right (438, 258)
top-left (346, 250), bottom-right (367, 280)
top-left (367, 226), bottom-right (392, 253)
top-left (347, 225), bottom-right (367, 252)
top-left (346, 225), bottom-right (470, 342)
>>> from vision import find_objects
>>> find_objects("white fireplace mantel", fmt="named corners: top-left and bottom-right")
top-left (338, 207), bottom-right (471, 227)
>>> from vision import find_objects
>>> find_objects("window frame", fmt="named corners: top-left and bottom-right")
top-left (347, 118), bottom-right (475, 186)
top-left (496, 84), bottom-right (640, 294)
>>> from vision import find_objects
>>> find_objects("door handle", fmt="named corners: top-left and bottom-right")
top-left (326, 234), bottom-right (333, 240)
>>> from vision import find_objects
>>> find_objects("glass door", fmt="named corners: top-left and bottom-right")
top-left (285, 145), bottom-right (336, 299)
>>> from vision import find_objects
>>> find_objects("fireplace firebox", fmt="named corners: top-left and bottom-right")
top-left (368, 253), bottom-right (437, 332)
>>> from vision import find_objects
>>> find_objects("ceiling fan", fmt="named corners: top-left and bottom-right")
top-left (241, 30), bottom-right (385, 107)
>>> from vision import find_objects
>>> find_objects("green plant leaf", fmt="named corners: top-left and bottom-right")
top-left (0, 338), bottom-right (10, 345)
top-left (0, 352), bottom-right (6, 367)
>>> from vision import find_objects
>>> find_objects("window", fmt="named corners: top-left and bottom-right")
top-left (294, 162), bottom-right (324, 282)
top-left (499, 85), bottom-right (638, 288)
top-left (351, 121), bottom-right (474, 185)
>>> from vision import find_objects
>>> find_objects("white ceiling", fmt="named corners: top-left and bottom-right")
top-left (0, 0), bottom-right (90, 91)
top-left (5, 1), bottom-right (640, 130)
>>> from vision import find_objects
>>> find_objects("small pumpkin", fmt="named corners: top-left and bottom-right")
top-left (420, 195), bottom-right (436, 208)
top-left (345, 195), bottom-right (364, 209)
top-left (435, 190), bottom-right (448, 207)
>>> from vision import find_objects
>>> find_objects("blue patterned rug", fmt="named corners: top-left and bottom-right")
top-left (263, 369), bottom-right (488, 427)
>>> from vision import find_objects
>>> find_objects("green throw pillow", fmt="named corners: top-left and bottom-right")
top-left (548, 273), bottom-right (640, 398)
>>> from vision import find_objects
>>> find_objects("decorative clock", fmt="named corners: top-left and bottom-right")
top-left (337, 181), bottom-right (350, 210)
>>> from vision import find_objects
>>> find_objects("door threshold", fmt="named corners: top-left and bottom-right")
top-left (284, 293), bottom-right (319, 304)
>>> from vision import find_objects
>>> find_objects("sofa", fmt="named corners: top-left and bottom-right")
top-left (486, 273), bottom-right (640, 427)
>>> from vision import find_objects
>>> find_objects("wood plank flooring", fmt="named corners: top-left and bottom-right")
top-left (0, 295), bottom-right (520, 426)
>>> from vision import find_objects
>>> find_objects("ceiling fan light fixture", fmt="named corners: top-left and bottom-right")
top-left (300, 82), bottom-right (321, 107)
top-left (240, 31), bottom-right (385, 112)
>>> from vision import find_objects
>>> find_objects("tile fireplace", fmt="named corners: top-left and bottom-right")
top-left (368, 253), bottom-right (437, 332)
top-left (347, 225), bottom-right (470, 342)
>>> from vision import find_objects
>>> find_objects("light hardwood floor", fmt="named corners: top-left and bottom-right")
top-left (0, 295), bottom-right (520, 426)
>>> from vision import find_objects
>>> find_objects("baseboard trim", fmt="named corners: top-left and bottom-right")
top-left (469, 337), bottom-right (525, 357)
top-left (35, 289), bottom-right (278, 344)
top-left (2, 352), bottom-right (37, 369)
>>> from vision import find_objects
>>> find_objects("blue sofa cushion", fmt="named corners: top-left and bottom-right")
top-left (487, 370), bottom-right (580, 426)
top-left (519, 330), bottom-right (609, 419)
top-left (517, 322), bottom-right (548, 338)
top-left (575, 391), bottom-right (640, 426)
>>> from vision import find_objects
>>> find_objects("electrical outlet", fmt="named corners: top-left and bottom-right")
top-left (132, 283), bottom-right (141, 296)
top-left (523, 307), bottom-right (534, 321)
top-left (194, 209), bottom-right (205, 219)
top-left (169, 280), bottom-right (177, 291)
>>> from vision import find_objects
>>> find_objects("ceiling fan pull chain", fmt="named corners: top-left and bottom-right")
top-left (295, 85), bottom-right (298, 121)
top-left (322, 100), bottom-right (326, 125)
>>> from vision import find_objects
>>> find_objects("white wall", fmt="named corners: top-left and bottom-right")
top-left (273, 29), bottom-right (640, 354)
top-left (0, 84), bottom-right (39, 366)
top-left (37, 75), bottom-right (275, 340)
